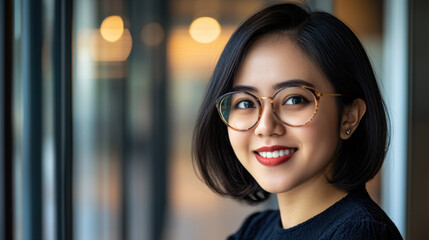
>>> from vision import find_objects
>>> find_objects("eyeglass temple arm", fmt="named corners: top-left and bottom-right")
top-left (319, 93), bottom-right (343, 97)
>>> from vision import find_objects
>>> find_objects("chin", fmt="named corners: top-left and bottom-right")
top-left (257, 179), bottom-right (296, 194)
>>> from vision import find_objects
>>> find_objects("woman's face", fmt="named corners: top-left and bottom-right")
top-left (228, 36), bottom-right (341, 194)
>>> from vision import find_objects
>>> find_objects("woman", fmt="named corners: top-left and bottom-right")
top-left (193, 3), bottom-right (402, 239)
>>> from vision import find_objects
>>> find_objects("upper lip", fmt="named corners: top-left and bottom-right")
top-left (255, 145), bottom-right (296, 152)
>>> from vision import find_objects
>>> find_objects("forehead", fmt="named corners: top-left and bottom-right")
top-left (234, 35), bottom-right (331, 93)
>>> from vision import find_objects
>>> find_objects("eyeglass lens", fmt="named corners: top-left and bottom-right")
top-left (218, 86), bottom-right (317, 130)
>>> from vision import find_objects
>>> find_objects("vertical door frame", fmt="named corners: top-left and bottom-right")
top-left (382, 0), bottom-right (408, 238)
top-left (406, 0), bottom-right (429, 239)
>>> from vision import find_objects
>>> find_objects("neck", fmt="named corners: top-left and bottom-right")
top-left (276, 174), bottom-right (347, 229)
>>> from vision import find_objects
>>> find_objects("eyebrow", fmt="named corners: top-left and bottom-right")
top-left (231, 79), bottom-right (315, 93)
top-left (274, 79), bottom-right (315, 90)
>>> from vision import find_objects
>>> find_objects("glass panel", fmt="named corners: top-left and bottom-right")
top-left (13, 0), bottom-right (57, 239)
top-left (41, 0), bottom-right (56, 239)
top-left (73, 0), bottom-right (158, 239)
top-left (73, 0), bottom-right (127, 239)
top-left (13, 0), bottom-right (24, 238)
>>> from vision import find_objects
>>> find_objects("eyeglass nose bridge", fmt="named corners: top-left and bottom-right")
top-left (257, 96), bottom-right (274, 101)
top-left (256, 96), bottom-right (275, 110)
top-left (255, 96), bottom-right (282, 123)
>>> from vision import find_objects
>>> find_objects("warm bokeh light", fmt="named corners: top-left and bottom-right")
top-left (169, 26), bottom-right (235, 81)
top-left (91, 28), bottom-right (132, 62)
top-left (100, 15), bottom-right (124, 42)
top-left (141, 22), bottom-right (165, 46)
top-left (189, 17), bottom-right (221, 43)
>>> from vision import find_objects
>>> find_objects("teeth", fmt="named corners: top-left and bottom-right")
top-left (272, 151), bottom-right (279, 158)
top-left (257, 149), bottom-right (295, 158)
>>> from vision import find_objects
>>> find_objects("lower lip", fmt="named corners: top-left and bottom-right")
top-left (254, 151), bottom-right (296, 166)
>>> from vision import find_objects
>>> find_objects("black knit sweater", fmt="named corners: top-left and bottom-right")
top-left (227, 188), bottom-right (403, 240)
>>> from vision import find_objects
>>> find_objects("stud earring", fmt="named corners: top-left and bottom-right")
top-left (346, 129), bottom-right (351, 135)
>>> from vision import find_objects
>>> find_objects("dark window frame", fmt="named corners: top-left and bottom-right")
top-left (53, 0), bottom-right (74, 239)
top-left (0, 0), bottom-right (14, 239)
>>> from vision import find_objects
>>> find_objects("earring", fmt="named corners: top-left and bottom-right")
top-left (346, 129), bottom-right (351, 135)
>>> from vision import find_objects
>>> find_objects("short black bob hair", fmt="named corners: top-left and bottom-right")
top-left (192, 3), bottom-right (389, 204)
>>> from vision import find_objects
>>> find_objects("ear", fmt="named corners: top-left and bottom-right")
top-left (340, 98), bottom-right (366, 140)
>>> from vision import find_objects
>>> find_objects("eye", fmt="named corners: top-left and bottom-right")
top-left (284, 96), bottom-right (308, 105)
top-left (235, 100), bottom-right (256, 109)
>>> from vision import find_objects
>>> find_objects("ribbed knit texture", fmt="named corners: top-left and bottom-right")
top-left (227, 188), bottom-right (403, 240)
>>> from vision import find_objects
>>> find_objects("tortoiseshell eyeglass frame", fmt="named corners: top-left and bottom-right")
top-left (215, 85), bottom-right (343, 132)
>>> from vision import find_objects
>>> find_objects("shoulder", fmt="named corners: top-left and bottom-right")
top-left (227, 210), bottom-right (279, 240)
top-left (323, 188), bottom-right (403, 240)
top-left (328, 219), bottom-right (403, 240)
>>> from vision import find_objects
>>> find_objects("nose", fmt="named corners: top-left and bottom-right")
top-left (254, 99), bottom-right (286, 137)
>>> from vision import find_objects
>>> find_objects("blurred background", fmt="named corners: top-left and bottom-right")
top-left (1, 0), bottom-right (428, 239)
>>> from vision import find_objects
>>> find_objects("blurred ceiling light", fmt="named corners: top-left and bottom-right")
top-left (91, 28), bottom-right (132, 62)
top-left (141, 22), bottom-right (165, 46)
top-left (189, 17), bottom-right (221, 43)
top-left (100, 15), bottom-right (124, 42)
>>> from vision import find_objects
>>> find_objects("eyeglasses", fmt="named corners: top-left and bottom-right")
top-left (216, 85), bottom-right (342, 131)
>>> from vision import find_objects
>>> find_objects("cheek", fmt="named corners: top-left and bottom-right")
top-left (228, 129), bottom-right (252, 165)
top-left (298, 101), bottom-right (341, 163)
top-left (300, 123), bottom-right (339, 153)
top-left (228, 129), bottom-right (253, 169)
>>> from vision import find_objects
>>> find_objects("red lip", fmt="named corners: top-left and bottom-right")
top-left (254, 145), bottom-right (297, 166)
